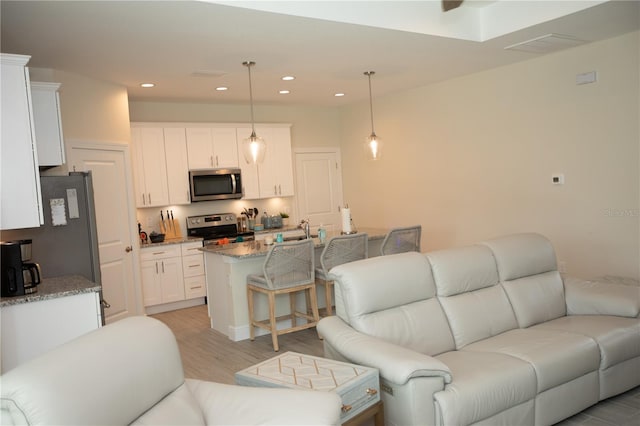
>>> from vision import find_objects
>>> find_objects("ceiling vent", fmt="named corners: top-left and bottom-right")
top-left (504, 33), bottom-right (587, 54)
top-left (191, 70), bottom-right (227, 78)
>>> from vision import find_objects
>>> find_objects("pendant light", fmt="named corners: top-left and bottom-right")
top-left (241, 61), bottom-right (266, 165)
top-left (364, 71), bottom-right (382, 161)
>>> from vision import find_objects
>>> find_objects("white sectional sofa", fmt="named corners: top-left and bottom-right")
top-left (1, 316), bottom-right (342, 425)
top-left (317, 233), bottom-right (640, 426)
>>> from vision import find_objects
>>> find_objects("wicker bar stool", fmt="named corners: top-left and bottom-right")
top-left (246, 239), bottom-right (319, 351)
top-left (316, 233), bottom-right (368, 316)
top-left (380, 225), bottom-right (422, 255)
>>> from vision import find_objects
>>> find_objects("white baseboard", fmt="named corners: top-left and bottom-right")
top-left (145, 297), bottom-right (205, 315)
top-left (228, 318), bottom-right (312, 342)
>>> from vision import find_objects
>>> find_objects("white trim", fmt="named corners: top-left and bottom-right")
top-left (131, 122), bottom-right (292, 129)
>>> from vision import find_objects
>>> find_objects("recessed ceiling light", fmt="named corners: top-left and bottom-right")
top-left (279, 90), bottom-right (290, 94)
top-left (282, 76), bottom-right (295, 81)
top-left (334, 93), bottom-right (345, 97)
top-left (216, 86), bottom-right (228, 91)
top-left (140, 83), bottom-right (155, 88)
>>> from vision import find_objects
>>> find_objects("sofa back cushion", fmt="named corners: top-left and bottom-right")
top-left (482, 233), bottom-right (566, 328)
top-left (0, 316), bottom-right (195, 425)
top-left (427, 245), bottom-right (518, 349)
top-left (331, 252), bottom-right (455, 356)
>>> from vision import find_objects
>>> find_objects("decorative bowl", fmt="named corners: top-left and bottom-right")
top-left (149, 233), bottom-right (165, 243)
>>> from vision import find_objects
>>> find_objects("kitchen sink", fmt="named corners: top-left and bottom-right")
top-left (283, 234), bottom-right (318, 241)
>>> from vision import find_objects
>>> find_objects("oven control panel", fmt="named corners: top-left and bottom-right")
top-left (187, 213), bottom-right (237, 230)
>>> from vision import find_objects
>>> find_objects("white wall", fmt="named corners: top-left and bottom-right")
top-left (339, 31), bottom-right (640, 280)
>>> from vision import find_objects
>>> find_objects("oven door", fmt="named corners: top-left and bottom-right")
top-left (189, 169), bottom-right (243, 201)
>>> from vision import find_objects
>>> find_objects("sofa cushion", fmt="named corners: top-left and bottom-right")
top-left (331, 252), bottom-right (455, 356)
top-left (434, 350), bottom-right (537, 426)
top-left (534, 315), bottom-right (640, 370)
top-left (438, 285), bottom-right (519, 349)
top-left (481, 233), bottom-right (557, 281)
top-left (332, 252), bottom-right (435, 320)
top-left (463, 328), bottom-right (600, 392)
top-left (427, 245), bottom-right (500, 296)
top-left (502, 271), bottom-right (566, 328)
top-left (132, 383), bottom-right (205, 425)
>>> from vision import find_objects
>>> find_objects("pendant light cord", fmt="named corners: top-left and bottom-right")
top-left (365, 71), bottom-right (376, 136)
top-left (244, 61), bottom-right (256, 135)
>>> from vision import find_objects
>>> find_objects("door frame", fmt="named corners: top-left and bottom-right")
top-left (66, 139), bottom-right (144, 319)
top-left (292, 147), bottom-right (344, 225)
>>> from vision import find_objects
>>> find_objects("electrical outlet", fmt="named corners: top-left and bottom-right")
top-left (146, 216), bottom-right (154, 228)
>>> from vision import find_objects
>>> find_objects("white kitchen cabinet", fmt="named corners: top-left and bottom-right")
top-left (181, 241), bottom-right (206, 299)
top-left (131, 127), bottom-right (169, 208)
top-left (237, 126), bottom-right (294, 199)
top-left (31, 82), bottom-right (65, 167)
top-left (0, 53), bottom-right (43, 230)
top-left (1, 291), bottom-right (101, 373)
top-left (140, 245), bottom-right (184, 307)
top-left (186, 127), bottom-right (239, 169)
top-left (163, 128), bottom-right (190, 205)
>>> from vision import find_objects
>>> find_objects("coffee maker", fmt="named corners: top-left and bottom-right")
top-left (1, 239), bottom-right (42, 297)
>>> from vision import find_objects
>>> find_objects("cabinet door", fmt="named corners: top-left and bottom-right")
top-left (0, 54), bottom-right (43, 230)
top-left (159, 257), bottom-right (184, 303)
top-left (163, 128), bottom-right (190, 205)
top-left (132, 127), bottom-right (169, 207)
top-left (270, 127), bottom-right (294, 197)
top-left (236, 127), bottom-right (260, 199)
top-left (186, 128), bottom-right (214, 169)
top-left (211, 128), bottom-right (239, 168)
top-left (140, 260), bottom-right (162, 306)
top-left (31, 82), bottom-right (65, 167)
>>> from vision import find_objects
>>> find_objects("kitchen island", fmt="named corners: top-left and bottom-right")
top-left (1, 275), bottom-right (102, 372)
top-left (201, 228), bottom-right (388, 341)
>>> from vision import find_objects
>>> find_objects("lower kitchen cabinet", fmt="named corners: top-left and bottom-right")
top-left (140, 245), bottom-right (184, 306)
top-left (140, 240), bottom-right (205, 308)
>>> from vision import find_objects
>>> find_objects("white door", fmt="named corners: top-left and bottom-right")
top-left (67, 142), bottom-right (141, 323)
top-left (294, 149), bottom-right (344, 233)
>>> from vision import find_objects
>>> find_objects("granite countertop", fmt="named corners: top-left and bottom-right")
top-left (202, 227), bottom-right (388, 259)
top-left (140, 236), bottom-right (203, 248)
top-left (0, 275), bottom-right (101, 307)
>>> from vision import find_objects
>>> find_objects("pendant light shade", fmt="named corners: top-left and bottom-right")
top-left (242, 61), bottom-right (266, 165)
top-left (364, 71), bottom-right (382, 161)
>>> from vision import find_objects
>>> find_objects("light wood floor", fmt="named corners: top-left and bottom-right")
top-left (152, 305), bottom-right (640, 426)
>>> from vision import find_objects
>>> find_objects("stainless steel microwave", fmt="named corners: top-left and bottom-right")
top-left (189, 168), bottom-right (242, 202)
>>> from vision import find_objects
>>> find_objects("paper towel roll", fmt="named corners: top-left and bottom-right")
top-left (341, 207), bottom-right (351, 234)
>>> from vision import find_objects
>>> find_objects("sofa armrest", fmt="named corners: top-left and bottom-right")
top-left (186, 379), bottom-right (342, 425)
top-left (564, 276), bottom-right (640, 317)
top-left (317, 316), bottom-right (452, 385)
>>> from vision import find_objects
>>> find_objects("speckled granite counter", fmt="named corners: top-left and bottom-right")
top-left (202, 227), bottom-right (388, 259)
top-left (0, 275), bottom-right (100, 308)
top-left (140, 236), bottom-right (203, 248)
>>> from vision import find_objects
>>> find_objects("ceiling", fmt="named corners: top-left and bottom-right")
top-left (1, 1), bottom-right (638, 107)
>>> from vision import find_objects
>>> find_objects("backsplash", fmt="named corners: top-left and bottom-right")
top-left (136, 198), bottom-right (295, 236)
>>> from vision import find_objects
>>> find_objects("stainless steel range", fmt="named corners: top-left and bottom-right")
top-left (186, 213), bottom-right (254, 246)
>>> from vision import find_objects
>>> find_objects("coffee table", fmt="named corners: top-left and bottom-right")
top-left (235, 351), bottom-right (383, 425)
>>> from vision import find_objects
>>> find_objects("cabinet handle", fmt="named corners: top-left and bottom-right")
top-left (142, 194), bottom-right (146, 205)
top-left (152, 251), bottom-right (165, 255)
top-left (190, 286), bottom-right (202, 290)
top-left (155, 262), bottom-right (159, 274)
top-left (210, 156), bottom-right (214, 167)
top-left (279, 184), bottom-right (282, 195)
top-left (215, 155), bottom-right (219, 167)
top-left (274, 185), bottom-right (277, 195)
top-left (148, 193), bottom-right (152, 204)
top-left (162, 261), bottom-right (165, 273)
top-left (189, 264), bottom-right (200, 268)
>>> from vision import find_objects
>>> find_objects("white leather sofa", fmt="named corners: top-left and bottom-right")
top-left (318, 233), bottom-right (640, 426)
top-left (1, 316), bottom-right (342, 425)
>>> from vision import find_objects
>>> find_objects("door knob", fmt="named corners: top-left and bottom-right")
top-left (125, 246), bottom-right (133, 253)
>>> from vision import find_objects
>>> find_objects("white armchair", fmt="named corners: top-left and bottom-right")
top-left (0, 316), bottom-right (342, 425)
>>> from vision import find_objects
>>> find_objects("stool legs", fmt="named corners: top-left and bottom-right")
top-left (247, 287), bottom-right (256, 341)
top-left (268, 291), bottom-right (279, 351)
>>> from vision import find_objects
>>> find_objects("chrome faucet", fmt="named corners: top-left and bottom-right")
top-left (299, 219), bottom-right (311, 239)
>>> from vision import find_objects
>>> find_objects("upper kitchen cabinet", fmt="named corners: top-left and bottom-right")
top-left (186, 127), bottom-right (239, 169)
top-left (237, 125), bottom-right (294, 199)
top-left (163, 128), bottom-right (190, 205)
top-left (30, 82), bottom-right (65, 167)
top-left (1, 54), bottom-right (44, 230)
top-left (131, 127), bottom-right (169, 208)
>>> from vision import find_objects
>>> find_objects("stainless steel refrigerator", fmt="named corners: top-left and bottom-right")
top-left (2, 172), bottom-right (102, 302)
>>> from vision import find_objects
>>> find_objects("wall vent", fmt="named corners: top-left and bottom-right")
top-left (504, 33), bottom-right (587, 54)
